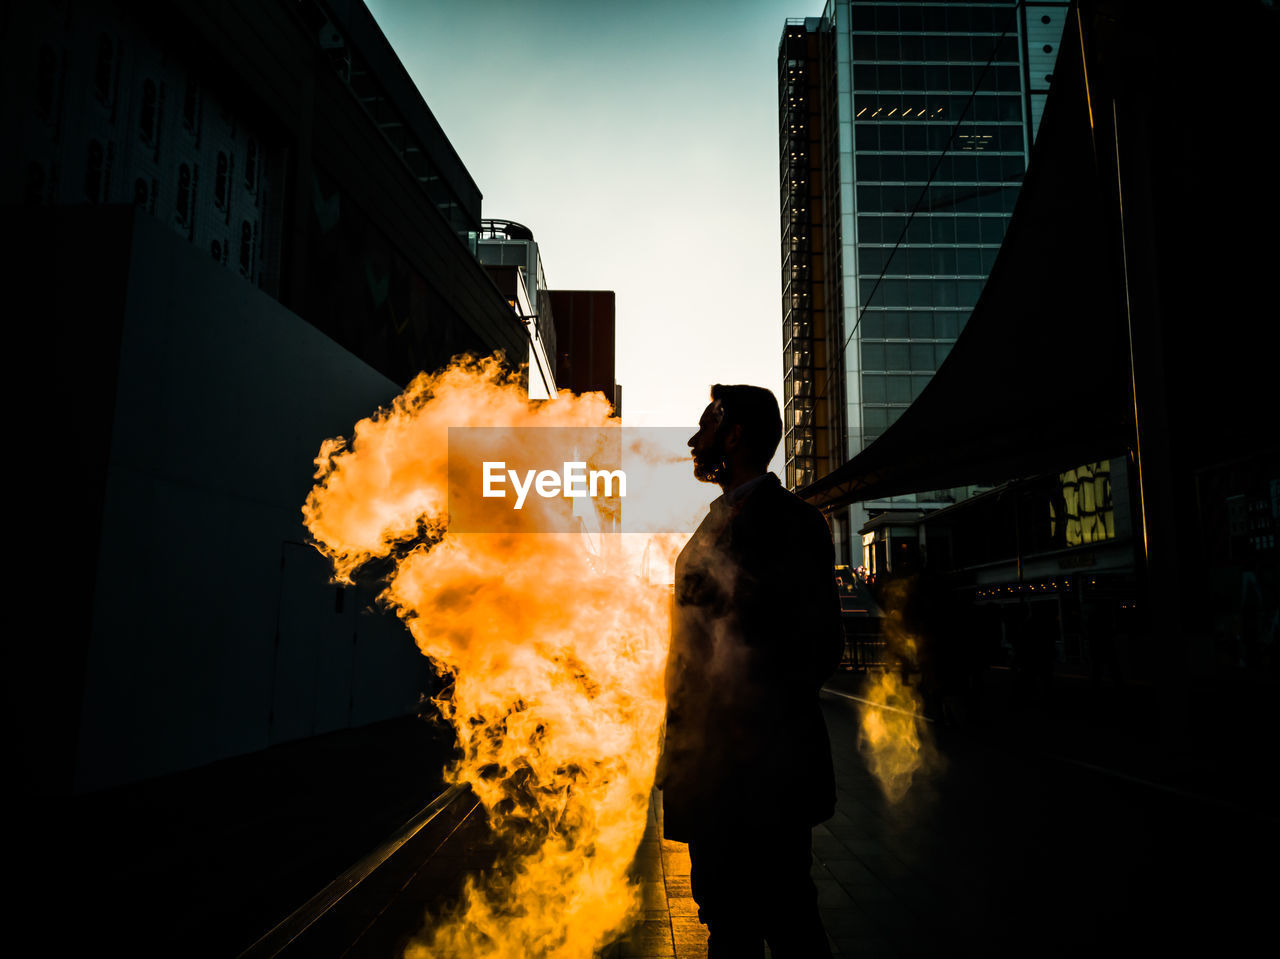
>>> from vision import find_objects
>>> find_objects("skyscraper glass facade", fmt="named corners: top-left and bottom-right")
top-left (780, 0), bottom-right (1066, 560)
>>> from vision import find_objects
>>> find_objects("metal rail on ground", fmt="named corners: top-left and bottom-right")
top-left (236, 782), bottom-right (475, 959)
top-left (822, 683), bottom-right (1278, 822)
top-left (822, 684), bottom-right (937, 723)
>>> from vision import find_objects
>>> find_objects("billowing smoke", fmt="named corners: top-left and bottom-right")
top-left (857, 577), bottom-right (942, 804)
top-left (303, 356), bottom-right (674, 958)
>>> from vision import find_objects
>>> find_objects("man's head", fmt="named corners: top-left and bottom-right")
top-left (688, 384), bottom-right (783, 485)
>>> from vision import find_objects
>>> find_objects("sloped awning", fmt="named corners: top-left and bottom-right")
top-left (800, 4), bottom-right (1133, 511)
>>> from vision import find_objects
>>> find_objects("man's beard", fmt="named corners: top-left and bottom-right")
top-left (692, 441), bottom-right (726, 484)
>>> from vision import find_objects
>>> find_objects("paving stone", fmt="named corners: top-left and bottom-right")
top-left (825, 858), bottom-right (878, 884)
top-left (815, 877), bottom-right (858, 909)
top-left (640, 880), bottom-right (668, 913)
top-left (666, 894), bottom-right (700, 918)
top-left (664, 875), bottom-right (693, 898)
top-left (670, 917), bottom-right (709, 959)
top-left (617, 918), bottom-right (675, 958)
top-left (660, 848), bottom-right (692, 877)
top-left (813, 832), bottom-right (856, 861)
top-left (820, 906), bottom-right (876, 936)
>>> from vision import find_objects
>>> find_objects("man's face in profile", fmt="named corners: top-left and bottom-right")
top-left (688, 401), bottom-right (726, 483)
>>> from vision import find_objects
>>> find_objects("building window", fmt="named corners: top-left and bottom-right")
top-left (244, 138), bottom-right (258, 192)
top-left (910, 343), bottom-right (935, 372)
top-left (183, 78), bottom-right (200, 134)
top-left (239, 220), bottom-right (253, 274)
top-left (26, 162), bottom-right (45, 205)
top-left (884, 314), bottom-right (910, 339)
top-left (94, 34), bottom-right (115, 105)
top-left (36, 45), bottom-right (57, 119)
top-left (214, 151), bottom-right (229, 210)
top-left (139, 79), bottom-right (158, 144)
top-left (176, 163), bottom-right (191, 226)
top-left (886, 376), bottom-right (911, 404)
top-left (85, 140), bottom-right (104, 202)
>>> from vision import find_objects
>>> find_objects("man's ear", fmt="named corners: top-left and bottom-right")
top-left (722, 422), bottom-right (744, 452)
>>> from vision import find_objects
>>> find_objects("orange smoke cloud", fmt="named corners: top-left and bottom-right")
top-left (303, 356), bottom-right (674, 957)
top-left (857, 579), bottom-right (941, 804)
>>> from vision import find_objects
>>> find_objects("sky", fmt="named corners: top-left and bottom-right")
top-left (363, 0), bottom-right (818, 433)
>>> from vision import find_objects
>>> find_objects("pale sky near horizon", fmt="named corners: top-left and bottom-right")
top-left (364, 0), bottom-right (816, 438)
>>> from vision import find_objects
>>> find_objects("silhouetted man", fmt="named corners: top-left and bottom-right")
top-left (657, 384), bottom-right (843, 958)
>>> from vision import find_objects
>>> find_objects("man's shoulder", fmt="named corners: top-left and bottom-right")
top-left (739, 476), bottom-right (829, 529)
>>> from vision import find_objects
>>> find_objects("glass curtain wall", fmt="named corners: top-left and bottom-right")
top-left (838, 0), bottom-right (1027, 456)
top-left (814, 1), bottom-right (1065, 544)
top-left (781, 1), bottom-right (1066, 561)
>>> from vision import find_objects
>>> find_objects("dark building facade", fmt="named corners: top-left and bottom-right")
top-left (547, 289), bottom-right (620, 415)
top-left (4, 0), bottom-right (536, 794)
top-left (795, 0), bottom-right (1279, 687)
top-left (6, 0), bottom-right (528, 386)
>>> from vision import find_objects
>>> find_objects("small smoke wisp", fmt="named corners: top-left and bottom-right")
top-left (303, 356), bottom-right (673, 958)
top-left (857, 578), bottom-right (941, 804)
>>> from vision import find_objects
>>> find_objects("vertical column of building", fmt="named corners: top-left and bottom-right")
top-left (819, 0), bottom-right (855, 470)
top-left (779, 20), bottom-right (833, 495)
top-left (817, 2), bottom-right (857, 564)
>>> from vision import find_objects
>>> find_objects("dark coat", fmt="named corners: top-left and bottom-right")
top-left (657, 474), bottom-right (844, 842)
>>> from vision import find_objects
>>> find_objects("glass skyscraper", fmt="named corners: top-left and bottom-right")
top-left (780, 0), bottom-right (1066, 564)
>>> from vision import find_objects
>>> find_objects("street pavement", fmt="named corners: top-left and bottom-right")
top-left (32, 665), bottom-right (1278, 957)
top-left (609, 669), bottom-right (1278, 958)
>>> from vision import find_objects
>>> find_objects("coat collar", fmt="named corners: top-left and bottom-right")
top-left (708, 472), bottom-right (779, 520)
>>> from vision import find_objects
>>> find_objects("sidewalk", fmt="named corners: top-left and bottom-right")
top-left (605, 794), bottom-right (706, 958)
top-left (608, 695), bottom-right (932, 959)
top-left (609, 674), bottom-right (1278, 958)
top-left (34, 665), bottom-right (1276, 957)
